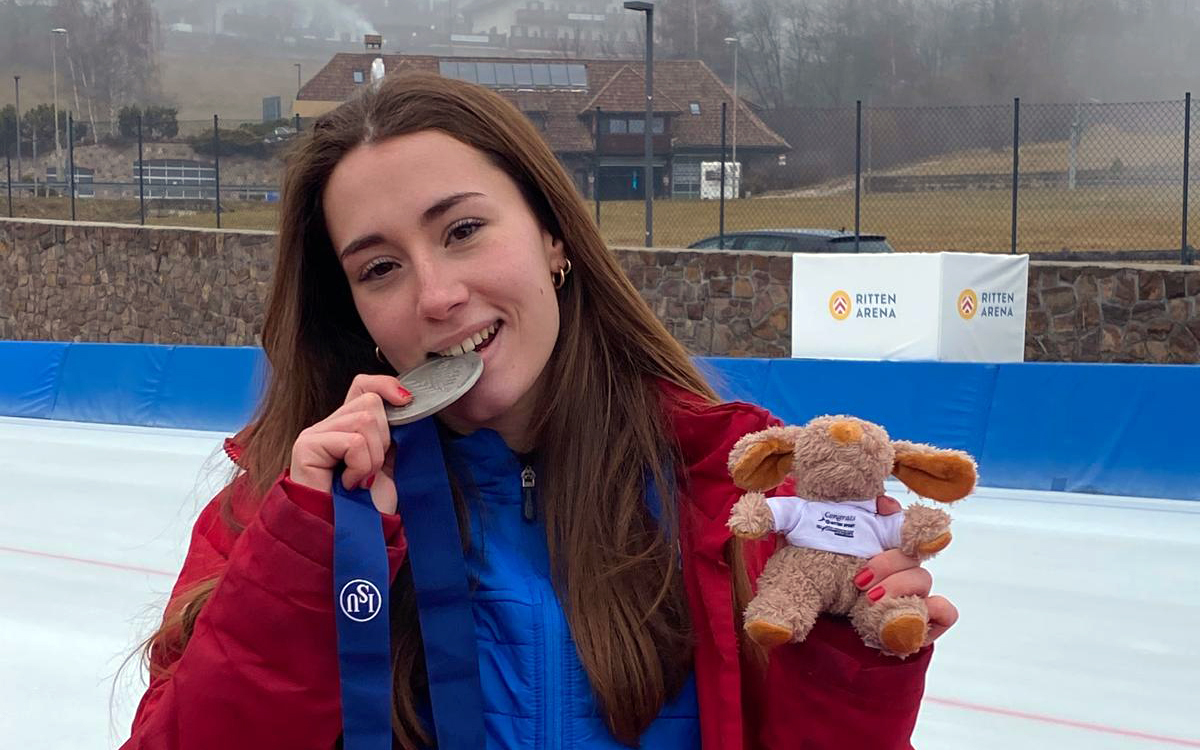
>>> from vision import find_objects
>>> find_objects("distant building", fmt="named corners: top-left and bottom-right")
top-left (460, 0), bottom-right (641, 56)
top-left (295, 46), bottom-right (789, 199)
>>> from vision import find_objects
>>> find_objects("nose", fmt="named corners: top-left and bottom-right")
top-left (413, 256), bottom-right (469, 321)
top-left (829, 420), bottom-right (863, 445)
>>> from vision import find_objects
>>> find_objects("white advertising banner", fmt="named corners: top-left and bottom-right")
top-left (790, 252), bottom-right (1029, 362)
top-left (791, 253), bottom-right (943, 360)
top-left (938, 252), bottom-right (1029, 362)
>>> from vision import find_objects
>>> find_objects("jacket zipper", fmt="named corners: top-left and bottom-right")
top-left (521, 465), bottom-right (537, 522)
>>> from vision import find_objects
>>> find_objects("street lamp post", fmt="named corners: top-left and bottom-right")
top-left (724, 36), bottom-right (734, 166)
top-left (294, 63), bottom-right (302, 97)
top-left (13, 76), bottom-right (20, 185)
top-left (51, 28), bottom-right (67, 183)
top-left (724, 36), bottom-right (739, 192)
top-left (624, 0), bottom-right (654, 247)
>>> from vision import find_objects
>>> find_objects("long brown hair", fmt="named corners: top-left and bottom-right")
top-left (145, 72), bottom-right (719, 747)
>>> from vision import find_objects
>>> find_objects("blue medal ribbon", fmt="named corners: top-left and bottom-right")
top-left (332, 417), bottom-right (486, 750)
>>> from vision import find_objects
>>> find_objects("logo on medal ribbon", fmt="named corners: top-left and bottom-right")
top-left (340, 579), bottom-right (382, 622)
top-left (829, 291), bottom-right (852, 321)
top-left (957, 289), bottom-right (978, 320)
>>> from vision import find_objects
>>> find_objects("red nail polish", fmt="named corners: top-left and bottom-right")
top-left (854, 568), bottom-right (874, 588)
top-left (867, 586), bottom-right (885, 603)
top-left (397, 386), bottom-right (411, 398)
top-left (363, 473), bottom-right (376, 490)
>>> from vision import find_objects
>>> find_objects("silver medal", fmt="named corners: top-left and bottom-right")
top-left (384, 351), bottom-right (485, 426)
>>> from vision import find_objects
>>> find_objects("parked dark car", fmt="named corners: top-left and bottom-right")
top-left (687, 228), bottom-right (895, 253)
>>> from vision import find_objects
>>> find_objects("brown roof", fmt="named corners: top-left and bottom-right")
top-left (299, 53), bottom-right (789, 155)
top-left (580, 65), bottom-right (683, 115)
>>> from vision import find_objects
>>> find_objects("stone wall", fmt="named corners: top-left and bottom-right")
top-left (0, 219), bottom-right (791, 357)
top-left (1025, 263), bottom-right (1200, 363)
top-left (0, 219), bottom-right (275, 345)
top-left (4, 217), bottom-right (1199, 362)
top-left (614, 248), bottom-right (792, 357)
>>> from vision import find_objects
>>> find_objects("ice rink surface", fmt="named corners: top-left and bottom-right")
top-left (2, 416), bottom-right (1197, 749)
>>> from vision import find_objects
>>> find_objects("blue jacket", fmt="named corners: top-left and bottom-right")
top-left (448, 428), bottom-right (700, 749)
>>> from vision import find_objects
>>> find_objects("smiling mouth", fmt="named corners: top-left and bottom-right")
top-left (429, 321), bottom-right (502, 358)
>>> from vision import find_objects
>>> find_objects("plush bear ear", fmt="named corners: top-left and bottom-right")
top-left (891, 440), bottom-right (978, 502)
top-left (728, 426), bottom-right (799, 491)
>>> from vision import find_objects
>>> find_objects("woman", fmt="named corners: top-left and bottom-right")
top-left (123, 73), bottom-right (955, 750)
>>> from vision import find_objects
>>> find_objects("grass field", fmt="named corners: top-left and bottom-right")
top-left (6, 183), bottom-right (1197, 253)
top-left (888, 124), bottom-right (1188, 176)
top-left (6, 43), bottom-right (330, 123)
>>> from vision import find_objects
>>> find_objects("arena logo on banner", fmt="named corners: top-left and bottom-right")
top-left (957, 288), bottom-right (1016, 319)
top-left (829, 290), bottom-right (898, 320)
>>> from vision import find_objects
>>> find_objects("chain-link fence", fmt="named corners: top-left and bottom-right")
top-left (2, 113), bottom-right (303, 228)
top-left (2, 99), bottom-right (1197, 263)
top-left (646, 97), bottom-right (1195, 262)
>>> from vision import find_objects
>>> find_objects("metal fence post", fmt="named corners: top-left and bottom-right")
top-left (1182, 92), bottom-right (1192, 265)
top-left (6, 147), bottom-right (12, 217)
top-left (213, 114), bottom-right (221, 229)
top-left (294, 112), bottom-right (301, 133)
top-left (138, 112), bottom-right (145, 225)
top-left (855, 100), bottom-right (862, 252)
top-left (68, 113), bottom-right (75, 221)
top-left (594, 106), bottom-right (601, 226)
top-left (719, 102), bottom-right (727, 249)
top-left (1011, 97), bottom-right (1020, 255)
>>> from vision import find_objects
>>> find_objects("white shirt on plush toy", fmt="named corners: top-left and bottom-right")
top-left (766, 497), bottom-right (903, 558)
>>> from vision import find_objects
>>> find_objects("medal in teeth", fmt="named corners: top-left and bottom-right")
top-left (385, 350), bottom-right (485, 426)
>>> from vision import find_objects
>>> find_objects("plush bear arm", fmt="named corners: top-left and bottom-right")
top-left (898, 503), bottom-right (953, 560)
top-left (727, 491), bottom-right (777, 540)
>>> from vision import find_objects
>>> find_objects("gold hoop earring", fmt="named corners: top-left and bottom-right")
top-left (553, 258), bottom-right (573, 290)
top-left (375, 346), bottom-right (388, 365)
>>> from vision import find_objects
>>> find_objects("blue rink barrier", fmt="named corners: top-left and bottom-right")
top-left (0, 342), bottom-right (267, 433)
top-left (1, 341), bottom-right (1196, 501)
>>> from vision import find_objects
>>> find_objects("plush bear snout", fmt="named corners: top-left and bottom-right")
top-left (829, 421), bottom-right (864, 445)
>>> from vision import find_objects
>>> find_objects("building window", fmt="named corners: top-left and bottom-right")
top-left (689, 102), bottom-right (701, 115)
top-left (672, 159), bottom-right (701, 198)
top-left (526, 112), bottom-right (547, 130)
top-left (353, 69), bottom-right (365, 84)
top-left (629, 117), bottom-right (644, 134)
top-left (653, 116), bottom-right (664, 134)
top-left (608, 118), bottom-right (627, 134)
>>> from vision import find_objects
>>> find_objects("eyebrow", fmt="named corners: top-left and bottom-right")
top-left (337, 191), bottom-right (486, 262)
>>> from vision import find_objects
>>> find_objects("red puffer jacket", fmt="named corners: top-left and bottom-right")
top-left (122, 388), bottom-right (930, 750)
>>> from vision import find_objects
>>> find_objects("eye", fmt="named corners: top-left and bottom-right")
top-left (359, 257), bottom-right (399, 281)
top-left (447, 219), bottom-right (484, 243)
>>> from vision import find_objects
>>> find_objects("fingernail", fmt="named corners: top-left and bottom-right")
top-left (854, 568), bottom-right (874, 588)
top-left (867, 586), bottom-right (885, 603)
top-left (397, 385), bottom-right (411, 398)
top-left (363, 473), bottom-right (376, 490)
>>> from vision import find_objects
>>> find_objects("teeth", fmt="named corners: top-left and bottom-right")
top-left (437, 323), bottom-right (499, 357)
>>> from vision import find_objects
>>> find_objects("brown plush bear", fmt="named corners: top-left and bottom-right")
top-left (726, 415), bottom-right (977, 658)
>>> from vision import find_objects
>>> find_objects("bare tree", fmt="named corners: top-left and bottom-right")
top-left (53, 0), bottom-right (161, 139)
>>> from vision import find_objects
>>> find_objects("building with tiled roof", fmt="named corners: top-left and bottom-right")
top-left (295, 49), bottom-right (789, 199)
